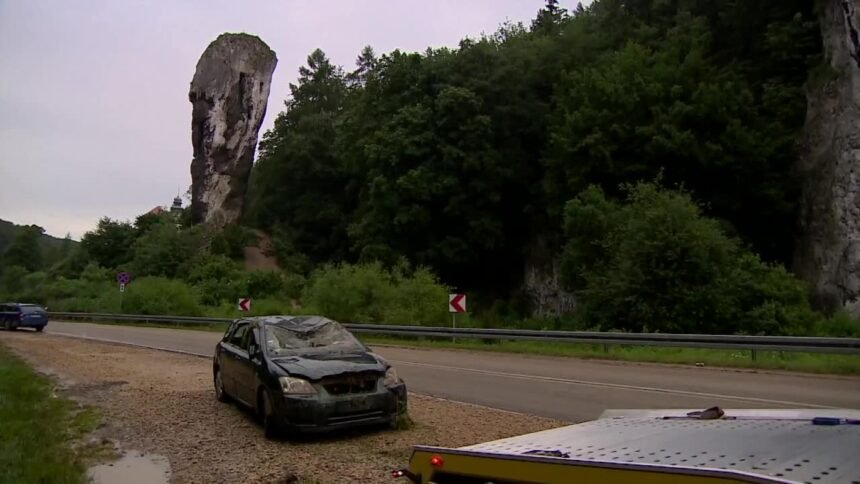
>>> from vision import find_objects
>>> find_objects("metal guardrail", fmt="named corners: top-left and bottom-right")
top-left (47, 312), bottom-right (860, 355)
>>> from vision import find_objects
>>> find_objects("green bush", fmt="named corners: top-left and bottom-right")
top-left (185, 255), bottom-right (248, 306)
top-left (247, 270), bottom-right (284, 299)
top-left (302, 262), bottom-right (392, 323)
top-left (210, 225), bottom-right (253, 260)
top-left (120, 277), bottom-right (201, 316)
top-left (812, 310), bottom-right (860, 337)
top-left (561, 181), bottom-right (817, 335)
top-left (0, 266), bottom-right (28, 298)
top-left (383, 267), bottom-right (451, 326)
top-left (301, 262), bottom-right (450, 325)
top-left (129, 222), bottom-right (204, 278)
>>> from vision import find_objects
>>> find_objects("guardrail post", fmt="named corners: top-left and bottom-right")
top-left (751, 349), bottom-right (757, 362)
top-left (603, 344), bottom-right (609, 354)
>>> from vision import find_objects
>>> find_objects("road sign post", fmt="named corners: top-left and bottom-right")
top-left (449, 294), bottom-right (466, 343)
top-left (117, 272), bottom-right (131, 306)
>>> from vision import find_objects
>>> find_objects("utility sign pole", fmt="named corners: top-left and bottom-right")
top-left (449, 294), bottom-right (466, 338)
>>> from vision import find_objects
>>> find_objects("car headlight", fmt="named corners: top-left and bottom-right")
top-left (383, 367), bottom-right (402, 387)
top-left (279, 376), bottom-right (316, 395)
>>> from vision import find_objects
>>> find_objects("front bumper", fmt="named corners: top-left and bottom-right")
top-left (271, 383), bottom-right (407, 433)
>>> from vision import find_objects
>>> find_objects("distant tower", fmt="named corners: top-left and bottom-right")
top-left (170, 195), bottom-right (183, 213)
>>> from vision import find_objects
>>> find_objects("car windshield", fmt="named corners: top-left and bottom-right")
top-left (20, 305), bottom-right (44, 314)
top-left (264, 320), bottom-right (364, 355)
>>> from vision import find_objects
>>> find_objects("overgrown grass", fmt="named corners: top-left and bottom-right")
top-left (360, 335), bottom-right (860, 375)
top-left (0, 344), bottom-right (108, 483)
top-left (55, 320), bottom-right (860, 375)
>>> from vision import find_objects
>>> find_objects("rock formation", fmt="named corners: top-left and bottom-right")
top-left (795, 0), bottom-right (860, 315)
top-left (189, 33), bottom-right (277, 228)
top-left (522, 237), bottom-right (576, 318)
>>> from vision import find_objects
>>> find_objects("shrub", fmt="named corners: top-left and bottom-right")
top-left (302, 262), bottom-right (393, 323)
top-left (185, 255), bottom-right (248, 306)
top-left (247, 270), bottom-right (284, 299)
top-left (210, 225), bottom-right (254, 260)
top-left (120, 277), bottom-right (201, 316)
top-left (812, 310), bottom-right (860, 337)
top-left (383, 267), bottom-right (451, 325)
top-left (561, 181), bottom-right (817, 335)
top-left (301, 262), bottom-right (451, 325)
top-left (129, 222), bottom-right (204, 278)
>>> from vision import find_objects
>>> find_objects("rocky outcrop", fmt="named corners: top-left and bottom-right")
top-left (189, 33), bottom-right (277, 228)
top-left (795, 0), bottom-right (860, 315)
top-left (522, 237), bottom-right (576, 318)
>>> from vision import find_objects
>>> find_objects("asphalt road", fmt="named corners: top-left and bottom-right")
top-left (36, 321), bottom-right (860, 422)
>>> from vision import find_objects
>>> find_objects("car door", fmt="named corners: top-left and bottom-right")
top-left (220, 322), bottom-right (250, 403)
top-left (234, 327), bottom-right (262, 405)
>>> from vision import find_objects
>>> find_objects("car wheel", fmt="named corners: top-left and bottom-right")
top-left (260, 388), bottom-right (280, 439)
top-left (35, 326), bottom-right (44, 332)
top-left (4, 320), bottom-right (15, 331)
top-left (214, 368), bottom-right (230, 403)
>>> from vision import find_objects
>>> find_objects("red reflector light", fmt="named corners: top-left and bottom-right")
top-left (430, 455), bottom-right (444, 467)
top-left (392, 470), bottom-right (404, 478)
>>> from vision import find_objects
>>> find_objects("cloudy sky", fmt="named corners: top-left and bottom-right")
top-left (0, 0), bottom-right (554, 239)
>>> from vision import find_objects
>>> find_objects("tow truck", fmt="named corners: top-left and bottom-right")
top-left (394, 407), bottom-right (860, 483)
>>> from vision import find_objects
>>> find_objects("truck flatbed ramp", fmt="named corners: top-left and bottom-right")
top-left (397, 409), bottom-right (860, 484)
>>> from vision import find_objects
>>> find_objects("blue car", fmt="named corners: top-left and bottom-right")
top-left (0, 303), bottom-right (49, 332)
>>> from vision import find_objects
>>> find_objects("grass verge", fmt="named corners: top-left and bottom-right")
top-left (55, 320), bottom-right (860, 375)
top-left (0, 343), bottom-right (110, 484)
top-left (359, 336), bottom-right (860, 375)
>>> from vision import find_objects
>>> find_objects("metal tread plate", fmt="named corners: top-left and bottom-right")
top-left (461, 409), bottom-right (860, 484)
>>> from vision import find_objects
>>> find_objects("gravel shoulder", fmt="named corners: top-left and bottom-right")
top-left (0, 332), bottom-right (564, 483)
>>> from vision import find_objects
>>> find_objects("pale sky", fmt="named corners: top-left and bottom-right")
top-left (0, 0), bottom-right (561, 239)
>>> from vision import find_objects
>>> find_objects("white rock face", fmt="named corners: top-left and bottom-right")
top-left (189, 33), bottom-right (277, 228)
top-left (795, 0), bottom-right (860, 314)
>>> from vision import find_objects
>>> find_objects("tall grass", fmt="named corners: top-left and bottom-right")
top-left (0, 345), bottom-right (106, 483)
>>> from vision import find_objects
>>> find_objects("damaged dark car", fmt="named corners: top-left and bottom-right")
top-left (212, 315), bottom-right (407, 438)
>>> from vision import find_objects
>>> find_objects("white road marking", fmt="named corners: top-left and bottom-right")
top-left (388, 360), bottom-right (838, 409)
top-left (47, 327), bottom-right (839, 410)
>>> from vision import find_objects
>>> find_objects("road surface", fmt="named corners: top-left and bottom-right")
top-left (41, 321), bottom-right (860, 422)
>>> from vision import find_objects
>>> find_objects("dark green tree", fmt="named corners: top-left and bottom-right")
top-left (2, 225), bottom-right (44, 272)
top-left (247, 49), bottom-right (351, 265)
top-left (80, 218), bottom-right (137, 269)
top-left (561, 181), bottom-right (815, 335)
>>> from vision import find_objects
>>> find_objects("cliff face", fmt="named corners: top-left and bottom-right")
top-left (522, 236), bottom-right (576, 318)
top-left (795, 0), bottom-right (860, 315)
top-left (189, 33), bottom-right (277, 228)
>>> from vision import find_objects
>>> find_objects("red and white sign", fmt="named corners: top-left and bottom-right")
top-left (238, 298), bottom-right (252, 312)
top-left (448, 294), bottom-right (466, 313)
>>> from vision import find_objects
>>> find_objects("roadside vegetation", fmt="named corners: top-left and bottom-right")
top-left (1, 1), bottom-right (858, 362)
top-left (0, 344), bottom-right (108, 483)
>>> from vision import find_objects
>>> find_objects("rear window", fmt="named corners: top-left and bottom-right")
top-left (20, 305), bottom-right (45, 314)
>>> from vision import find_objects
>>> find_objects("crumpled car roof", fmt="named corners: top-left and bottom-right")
top-left (239, 315), bottom-right (339, 333)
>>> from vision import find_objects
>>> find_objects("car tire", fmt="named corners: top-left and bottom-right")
top-left (214, 368), bottom-right (230, 403)
top-left (35, 326), bottom-right (45, 332)
top-left (4, 320), bottom-right (16, 331)
top-left (260, 388), bottom-right (281, 439)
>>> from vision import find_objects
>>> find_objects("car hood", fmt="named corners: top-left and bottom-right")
top-left (271, 351), bottom-right (387, 381)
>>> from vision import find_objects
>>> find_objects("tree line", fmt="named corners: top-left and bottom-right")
top-left (3, 0), bottom-right (856, 336)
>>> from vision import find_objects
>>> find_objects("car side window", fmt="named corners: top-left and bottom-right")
top-left (228, 323), bottom-right (249, 347)
top-left (241, 328), bottom-right (258, 352)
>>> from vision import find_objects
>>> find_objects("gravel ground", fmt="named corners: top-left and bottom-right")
top-left (1, 332), bottom-right (564, 483)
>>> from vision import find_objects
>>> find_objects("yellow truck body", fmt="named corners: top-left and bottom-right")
top-left (398, 408), bottom-right (860, 484)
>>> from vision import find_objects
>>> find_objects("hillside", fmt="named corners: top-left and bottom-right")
top-left (243, 0), bottom-right (823, 314)
top-left (0, 218), bottom-right (75, 254)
